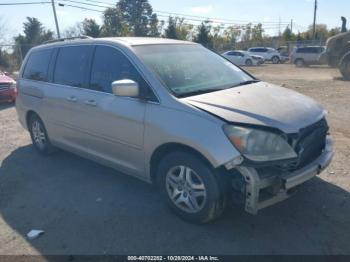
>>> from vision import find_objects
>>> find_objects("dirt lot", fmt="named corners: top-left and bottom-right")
top-left (0, 64), bottom-right (349, 255)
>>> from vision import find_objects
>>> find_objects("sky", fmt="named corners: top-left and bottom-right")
top-left (0, 0), bottom-right (349, 42)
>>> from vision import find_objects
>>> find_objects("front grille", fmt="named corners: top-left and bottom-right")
top-left (0, 83), bottom-right (10, 91)
top-left (279, 118), bottom-right (328, 171)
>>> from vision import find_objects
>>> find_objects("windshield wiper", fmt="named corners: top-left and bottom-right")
top-left (233, 79), bottom-right (261, 87)
top-left (177, 88), bottom-right (224, 98)
top-left (177, 80), bottom-right (261, 98)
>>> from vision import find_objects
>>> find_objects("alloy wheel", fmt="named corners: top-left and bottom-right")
top-left (31, 120), bottom-right (46, 150)
top-left (165, 165), bottom-right (207, 213)
top-left (272, 57), bottom-right (280, 64)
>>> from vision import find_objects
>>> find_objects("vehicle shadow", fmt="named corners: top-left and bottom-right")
top-left (333, 76), bottom-right (348, 82)
top-left (0, 102), bottom-right (14, 111)
top-left (0, 145), bottom-right (349, 255)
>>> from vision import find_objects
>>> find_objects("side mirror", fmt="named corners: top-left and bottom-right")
top-left (111, 79), bottom-right (139, 98)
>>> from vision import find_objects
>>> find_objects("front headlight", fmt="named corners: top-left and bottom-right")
top-left (223, 125), bottom-right (297, 162)
top-left (9, 82), bottom-right (16, 89)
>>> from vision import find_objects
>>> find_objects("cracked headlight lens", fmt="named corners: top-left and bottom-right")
top-left (223, 125), bottom-right (297, 162)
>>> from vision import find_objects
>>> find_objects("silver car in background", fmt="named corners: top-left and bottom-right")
top-left (16, 37), bottom-right (333, 223)
top-left (222, 50), bottom-right (264, 66)
top-left (248, 47), bottom-right (283, 64)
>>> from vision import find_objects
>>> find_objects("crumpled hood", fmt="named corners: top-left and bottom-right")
top-left (183, 82), bottom-right (325, 134)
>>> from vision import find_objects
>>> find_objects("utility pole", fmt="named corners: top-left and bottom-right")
top-left (291, 19), bottom-right (293, 34)
top-left (278, 16), bottom-right (281, 37)
top-left (51, 0), bottom-right (61, 38)
top-left (312, 0), bottom-right (317, 39)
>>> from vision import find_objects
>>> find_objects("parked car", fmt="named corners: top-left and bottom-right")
top-left (0, 71), bottom-right (17, 103)
top-left (290, 46), bottom-right (326, 67)
top-left (16, 37), bottom-right (333, 223)
top-left (277, 46), bottom-right (290, 63)
top-left (248, 47), bottom-right (283, 64)
top-left (222, 50), bottom-right (264, 66)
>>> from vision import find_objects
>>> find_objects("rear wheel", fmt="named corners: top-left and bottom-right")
top-left (339, 52), bottom-right (350, 81)
top-left (245, 59), bottom-right (253, 66)
top-left (28, 114), bottom-right (56, 155)
top-left (295, 59), bottom-right (305, 67)
top-left (157, 152), bottom-right (227, 223)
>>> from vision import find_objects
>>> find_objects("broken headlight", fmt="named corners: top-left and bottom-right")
top-left (223, 125), bottom-right (297, 162)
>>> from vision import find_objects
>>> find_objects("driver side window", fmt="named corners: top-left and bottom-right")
top-left (90, 46), bottom-right (155, 100)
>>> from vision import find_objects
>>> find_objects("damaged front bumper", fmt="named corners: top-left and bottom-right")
top-left (235, 137), bottom-right (334, 215)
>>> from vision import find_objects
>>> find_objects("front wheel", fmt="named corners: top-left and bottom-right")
top-left (272, 56), bottom-right (280, 64)
top-left (157, 152), bottom-right (227, 223)
top-left (245, 59), bottom-right (253, 66)
top-left (339, 52), bottom-right (350, 81)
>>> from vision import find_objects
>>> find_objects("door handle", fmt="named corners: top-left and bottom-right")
top-left (67, 96), bottom-right (77, 103)
top-left (84, 100), bottom-right (97, 107)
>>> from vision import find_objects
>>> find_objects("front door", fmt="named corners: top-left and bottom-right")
top-left (68, 45), bottom-right (152, 177)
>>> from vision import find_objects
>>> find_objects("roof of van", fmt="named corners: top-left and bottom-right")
top-left (104, 37), bottom-right (195, 46)
top-left (39, 37), bottom-right (196, 48)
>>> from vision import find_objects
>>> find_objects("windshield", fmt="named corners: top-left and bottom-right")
top-left (133, 44), bottom-right (254, 97)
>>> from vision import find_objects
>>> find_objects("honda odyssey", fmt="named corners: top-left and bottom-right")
top-left (16, 37), bottom-right (333, 223)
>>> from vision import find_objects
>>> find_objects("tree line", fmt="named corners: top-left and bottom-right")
top-left (0, 0), bottom-right (343, 72)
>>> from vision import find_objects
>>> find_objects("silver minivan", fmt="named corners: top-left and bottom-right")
top-left (291, 46), bottom-right (326, 67)
top-left (16, 37), bottom-right (333, 223)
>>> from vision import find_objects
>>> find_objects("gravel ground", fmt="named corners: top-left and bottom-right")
top-left (0, 64), bottom-right (349, 255)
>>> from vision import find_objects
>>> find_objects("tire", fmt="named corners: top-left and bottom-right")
top-left (157, 152), bottom-right (227, 223)
top-left (272, 56), bottom-right (280, 64)
top-left (295, 59), bottom-right (305, 68)
top-left (245, 59), bottom-right (253, 66)
top-left (339, 52), bottom-right (350, 81)
top-left (28, 114), bottom-right (56, 155)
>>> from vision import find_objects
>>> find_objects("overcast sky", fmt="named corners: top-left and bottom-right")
top-left (0, 0), bottom-right (349, 41)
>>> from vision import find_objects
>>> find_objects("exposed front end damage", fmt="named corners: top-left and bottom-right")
top-left (228, 117), bottom-right (334, 214)
top-left (236, 137), bottom-right (333, 214)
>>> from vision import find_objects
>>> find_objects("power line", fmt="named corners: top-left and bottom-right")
top-left (58, 2), bottom-right (103, 12)
top-left (0, 1), bottom-right (50, 5)
top-left (57, 3), bottom-right (288, 32)
top-left (68, 0), bottom-right (292, 25)
top-left (60, 0), bottom-right (111, 8)
top-left (59, 0), bottom-right (290, 29)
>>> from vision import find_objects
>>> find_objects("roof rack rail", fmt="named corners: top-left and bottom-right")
top-left (43, 35), bottom-right (93, 44)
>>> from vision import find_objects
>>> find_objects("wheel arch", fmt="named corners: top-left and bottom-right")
top-left (149, 142), bottom-right (214, 184)
top-left (339, 50), bottom-right (350, 80)
top-left (25, 110), bottom-right (41, 129)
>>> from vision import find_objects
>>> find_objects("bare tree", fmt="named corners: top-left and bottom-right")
top-left (62, 22), bottom-right (83, 38)
top-left (0, 18), bottom-right (9, 45)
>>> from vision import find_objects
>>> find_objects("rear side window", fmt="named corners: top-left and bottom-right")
top-left (297, 48), bottom-right (304, 53)
top-left (90, 46), bottom-right (149, 95)
top-left (23, 49), bottom-right (52, 81)
top-left (297, 48), bottom-right (308, 53)
top-left (54, 46), bottom-right (91, 87)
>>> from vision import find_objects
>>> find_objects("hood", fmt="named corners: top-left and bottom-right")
top-left (183, 82), bottom-right (325, 134)
top-left (0, 74), bottom-right (15, 84)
